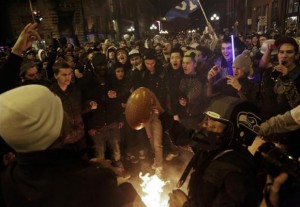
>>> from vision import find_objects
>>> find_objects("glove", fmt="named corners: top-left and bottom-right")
top-left (168, 189), bottom-right (188, 207)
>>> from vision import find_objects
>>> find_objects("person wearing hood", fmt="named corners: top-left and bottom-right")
top-left (37, 48), bottom-right (47, 62)
top-left (77, 52), bottom-right (127, 176)
top-left (106, 46), bottom-right (117, 71)
top-left (162, 96), bottom-right (261, 207)
top-left (36, 49), bottom-right (49, 80)
top-left (115, 47), bottom-right (131, 74)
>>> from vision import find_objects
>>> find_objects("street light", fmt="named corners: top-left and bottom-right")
top-left (159, 30), bottom-right (168, 34)
top-left (127, 26), bottom-right (135, 32)
top-left (210, 13), bottom-right (219, 21)
top-left (150, 24), bottom-right (157, 30)
top-left (210, 13), bottom-right (220, 32)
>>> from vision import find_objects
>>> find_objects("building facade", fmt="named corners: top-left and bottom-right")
top-left (6, 0), bottom-right (157, 45)
top-left (250, 0), bottom-right (299, 34)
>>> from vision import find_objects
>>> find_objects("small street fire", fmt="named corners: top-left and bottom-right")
top-left (139, 172), bottom-right (169, 207)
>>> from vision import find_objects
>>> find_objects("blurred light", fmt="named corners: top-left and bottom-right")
top-left (150, 24), bottom-right (157, 30)
top-left (159, 30), bottom-right (168, 34)
top-left (127, 26), bottom-right (135, 32)
top-left (211, 13), bottom-right (219, 21)
top-left (32, 10), bottom-right (43, 23)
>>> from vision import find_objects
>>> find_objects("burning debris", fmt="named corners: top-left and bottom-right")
top-left (139, 172), bottom-right (169, 207)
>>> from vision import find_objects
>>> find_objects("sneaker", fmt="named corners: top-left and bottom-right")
top-left (126, 153), bottom-right (139, 164)
top-left (165, 152), bottom-right (179, 161)
top-left (138, 150), bottom-right (146, 160)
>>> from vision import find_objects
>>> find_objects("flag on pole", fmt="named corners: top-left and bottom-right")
top-left (165, 0), bottom-right (200, 21)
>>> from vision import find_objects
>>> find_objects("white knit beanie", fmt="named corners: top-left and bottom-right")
top-left (233, 50), bottom-right (253, 75)
top-left (0, 85), bottom-right (63, 152)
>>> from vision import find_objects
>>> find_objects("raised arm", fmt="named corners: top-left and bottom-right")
top-left (0, 23), bottom-right (40, 93)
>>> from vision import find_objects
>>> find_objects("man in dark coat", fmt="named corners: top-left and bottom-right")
top-left (50, 61), bottom-right (97, 146)
top-left (77, 52), bottom-right (125, 169)
top-left (165, 96), bottom-right (261, 207)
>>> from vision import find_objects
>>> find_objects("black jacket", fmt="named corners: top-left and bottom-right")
top-left (0, 53), bottom-right (23, 94)
top-left (166, 66), bottom-right (184, 115)
top-left (1, 150), bottom-right (124, 207)
top-left (144, 66), bottom-right (168, 109)
top-left (77, 71), bottom-right (122, 129)
top-left (50, 82), bottom-right (89, 143)
top-left (178, 73), bottom-right (207, 121)
top-left (186, 147), bottom-right (259, 207)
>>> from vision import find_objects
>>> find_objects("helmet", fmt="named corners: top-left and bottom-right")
top-left (205, 96), bottom-right (261, 147)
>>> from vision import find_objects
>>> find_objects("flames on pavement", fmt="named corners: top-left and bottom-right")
top-left (139, 172), bottom-right (169, 207)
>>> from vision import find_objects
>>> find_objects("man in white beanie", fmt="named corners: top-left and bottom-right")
top-left (0, 85), bottom-right (145, 207)
top-left (207, 50), bottom-right (256, 103)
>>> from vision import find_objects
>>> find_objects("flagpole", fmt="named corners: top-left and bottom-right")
top-left (29, 0), bottom-right (35, 23)
top-left (196, 0), bottom-right (209, 25)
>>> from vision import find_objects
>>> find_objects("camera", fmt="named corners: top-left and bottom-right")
top-left (32, 10), bottom-right (43, 24)
top-left (270, 61), bottom-right (287, 80)
top-left (255, 142), bottom-right (300, 180)
top-left (255, 141), bottom-right (300, 206)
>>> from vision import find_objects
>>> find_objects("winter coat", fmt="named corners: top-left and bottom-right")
top-left (144, 66), bottom-right (168, 109)
top-left (1, 150), bottom-right (125, 207)
top-left (185, 147), bottom-right (260, 207)
top-left (77, 71), bottom-right (122, 130)
top-left (178, 73), bottom-right (207, 129)
top-left (50, 83), bottom-right (88, 144)
top-left (166, 66), bottom-right (184, 115)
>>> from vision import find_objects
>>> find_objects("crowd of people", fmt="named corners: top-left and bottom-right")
top-left (0, 21), bottom-right (300, 207)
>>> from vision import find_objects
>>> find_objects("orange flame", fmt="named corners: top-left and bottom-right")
top-left (139, 172), bottom-right (169, 207)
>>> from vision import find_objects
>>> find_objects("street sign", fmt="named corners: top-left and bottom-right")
top-left (258, 16), bottom-right (267, 26)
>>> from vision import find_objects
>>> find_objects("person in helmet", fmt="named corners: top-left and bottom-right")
top-left (164, 96), bottom-right (261, 207)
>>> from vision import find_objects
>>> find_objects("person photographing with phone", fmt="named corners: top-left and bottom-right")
top-left (207, 50), bottom-right (256, 103)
